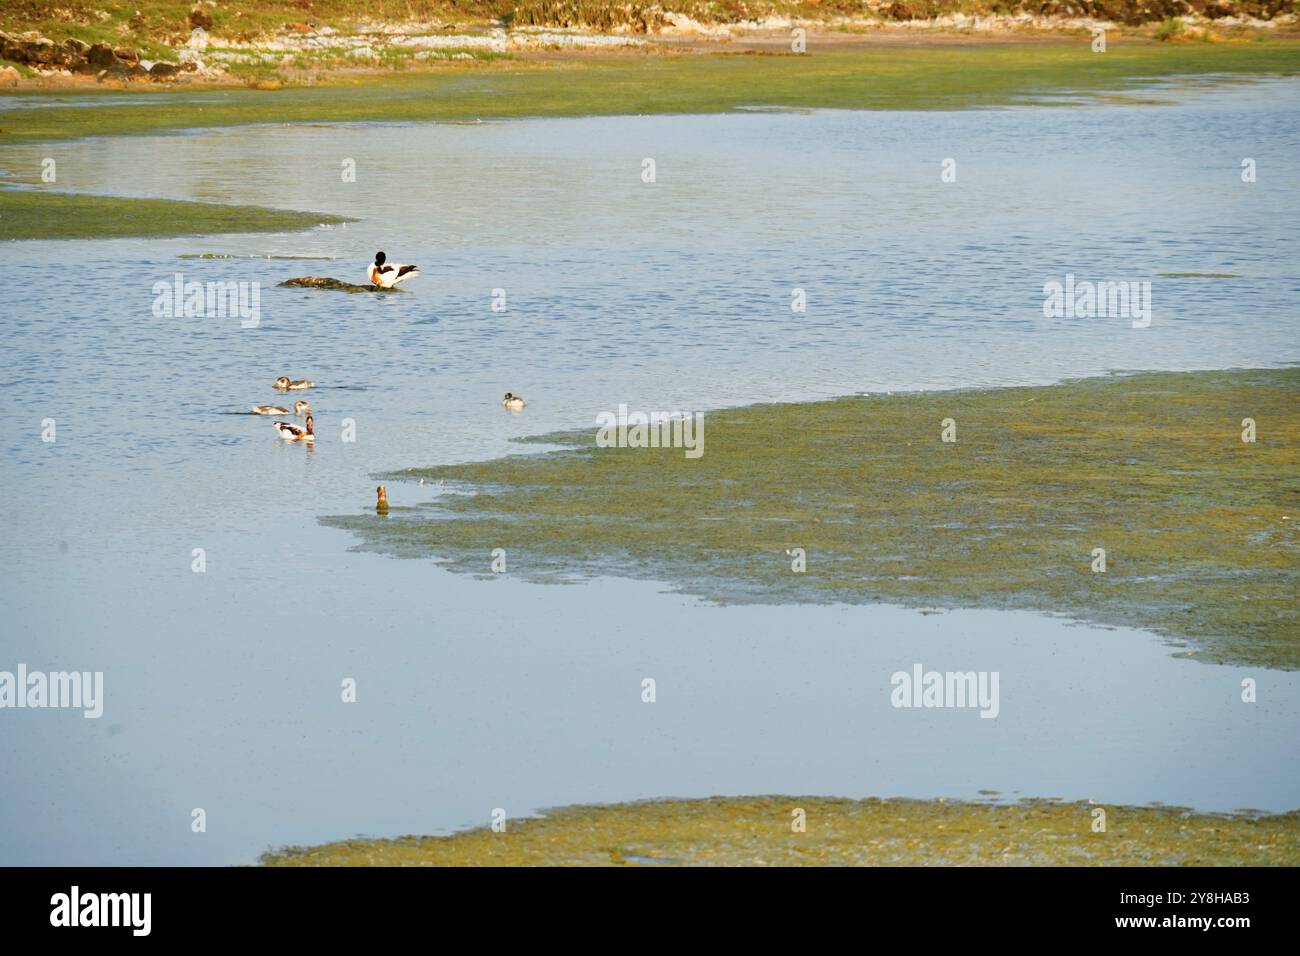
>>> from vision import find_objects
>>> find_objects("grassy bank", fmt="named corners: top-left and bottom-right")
top-left (0, 189), bottom-right (350, 240)
top-left (327, 369), bottom-right (1300, 669)
top-left (4, 0), bottom-right (600, 46)
top-left (261, 796), bottom-right (1300, 865)
top-left (3, 41), bottom-right (1299, 145)
top-left (5, 0), bottom-right (1298, 46)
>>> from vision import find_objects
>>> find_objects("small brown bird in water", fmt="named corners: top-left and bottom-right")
top-left (376, 485), bottom-right (389, 513)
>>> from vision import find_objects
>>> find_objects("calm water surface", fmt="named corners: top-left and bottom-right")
top-left (1, 78), bottom-right (1298, 864)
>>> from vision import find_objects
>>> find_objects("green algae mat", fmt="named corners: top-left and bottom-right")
top-left (326, 368), bottom-right (1300, 669)
top-left (0, 189), bottom-right (350, 241)
top-left (261, 796), bottom-right (1300, 866)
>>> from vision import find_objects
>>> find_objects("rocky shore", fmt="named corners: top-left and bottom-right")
top-left (0, 29), bottom-right (212, 84)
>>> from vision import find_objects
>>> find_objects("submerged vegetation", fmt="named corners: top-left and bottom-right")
top-left (327, 369), bottom-right (1300, 668)
top-left (0, 189), bottom-right (349, 240)
top-left (261, 795), bottom-right (1300, 865)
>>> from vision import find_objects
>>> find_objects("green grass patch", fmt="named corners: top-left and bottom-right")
top-left (220, 58), bottom-right (287, 85)
top-left (2, 41), bottom-right (1299, 144)
top-left (261, 795), bottom-right (1300, 866)
top-left (0, 1), bottom-right (504, 46)
top-left (0, 188), bottom-right (351, 240)
top-left (1, 58), bottom-right (38, 78)
top-left (326, 369), bottom-right (1300, 669)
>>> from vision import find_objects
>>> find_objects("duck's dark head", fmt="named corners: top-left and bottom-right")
top-left (305, 415), bottom-right (314, 434)
top-left (504, 392), bottom-right (513, 400)
top-left (374, 251), bottom-right (386, 266)
top-left (376, 485), bottom-right (387, 501)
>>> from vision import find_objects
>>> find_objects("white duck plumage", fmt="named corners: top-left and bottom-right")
top-left (274, 415), bottom-right (315, 443)
top-left (369, 250), bottom-right (419, 289)
top-left (502, 392), bottom-right (526, 410)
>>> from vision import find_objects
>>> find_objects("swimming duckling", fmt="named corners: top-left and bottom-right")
top-left (274, 376), bottom-right (315, 391)
top-left (294, 400), bottom-right (312, 416)
top-left (376, 485), bottom-right (389, 513)
top-left (502, 392), bottom-right (525, 410)
top-left (251, 404), bottom-right (289, 415)
top-left (273, 414), bottom-right (315, 443)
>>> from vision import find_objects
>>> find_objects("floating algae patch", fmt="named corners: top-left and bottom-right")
top-left (180, 253), bottom-right (340, 260)
top-left (324, 369), bottom-right (1300, 668)
top-left (279, 276), bottom-right (402, 292)
top-left (260, 796), bottom-right (1300, 866)
top-left (0, 189), bottom-right (352, 241)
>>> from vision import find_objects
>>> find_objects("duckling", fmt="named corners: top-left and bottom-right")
top-left (294, 400), bottom-right (313, 416)
top-left (274, 376), bottom-right (315, 391)
top-left (502, 392), bottom-right (526, 410)
top-left (376, 485), bottom-right (389, 513)
top-left (251, 404), bottom-right (289, 415)
top-left (273, 414), bottom-right (315, 443)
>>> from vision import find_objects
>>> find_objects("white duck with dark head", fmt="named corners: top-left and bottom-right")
top-left (274, 414), bottom-right (315, 443)
top-left (369, 250), bottom-right (419, 289)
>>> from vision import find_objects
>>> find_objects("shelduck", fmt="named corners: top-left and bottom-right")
top-left (294, 400), bottom-right (312, 416)
top-left (251, 405), bottom-right (289, 415)
top-left (376, 485), bottom-right (389, 513)
top-left (274, 415), bottom-right (315, 443)
top-left (369, 250), bottom-right (419, 289)
top-left (502, 392), bottom-right (525, 410)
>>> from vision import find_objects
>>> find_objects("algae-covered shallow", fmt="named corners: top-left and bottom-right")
top-left (0, 188), bottom-right (351, 240)
top-left (3, 42), bottom-right (1300, 145)
top-left (326, 368), bottom-right (1300, 669)
top-left (260, 795), bottom-right (1300, 866)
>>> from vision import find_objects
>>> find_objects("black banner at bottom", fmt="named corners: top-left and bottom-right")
top-left (0, 865), bottom-right (1287, 941)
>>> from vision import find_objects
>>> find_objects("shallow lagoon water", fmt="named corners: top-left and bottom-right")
top-left (1, 78), bottom-right (1298, 864)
